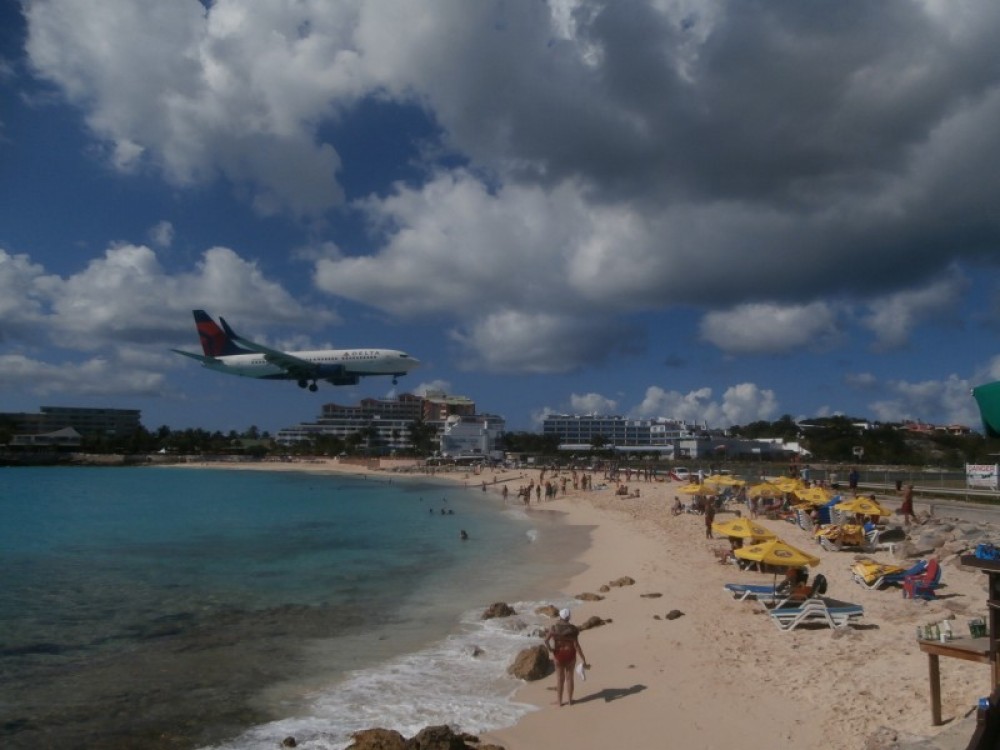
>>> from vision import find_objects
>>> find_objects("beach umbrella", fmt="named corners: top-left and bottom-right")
top-left (705, 474), bottom-right (746, 487)
top-left (773, 477), bottom-right (807, 493)
top-left (677, 483), bottom-right (713, 495)
top-left (734, 538), bottom-right (821, 569)
top-left (748, 482), bottom-right (784, 499)
top-left (794, 487), bottom-right (838, 506)
top-left (834, 496), bottom-right (891, 517)
top-left (710, 517), bottom-right (777, 541)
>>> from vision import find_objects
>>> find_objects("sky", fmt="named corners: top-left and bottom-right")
top-left (2, 0), bottom-right (1000, 436)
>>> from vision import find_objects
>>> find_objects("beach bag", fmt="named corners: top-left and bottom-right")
top-left (976, 543), bottom-right (1000, 561)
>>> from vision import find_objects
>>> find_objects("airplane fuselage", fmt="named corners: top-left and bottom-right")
top-left (205, 348), bottom-right (416, 380)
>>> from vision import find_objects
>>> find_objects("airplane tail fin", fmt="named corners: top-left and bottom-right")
top-left (193, 310), bottom-right (252, 357)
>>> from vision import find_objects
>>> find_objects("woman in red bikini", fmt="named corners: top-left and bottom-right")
top-left (544, 608), bottom-right (588, 706)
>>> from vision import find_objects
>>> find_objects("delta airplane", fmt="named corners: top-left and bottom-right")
top-left (172, 310), bottom-right (419, 391)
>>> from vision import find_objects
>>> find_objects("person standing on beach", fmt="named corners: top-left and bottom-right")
top-left (545, 609), bottom-right (587, 707)
top-left (900, 484), bottom-right (917, 526)
top-left (704, 497), bottom-right (716, 538)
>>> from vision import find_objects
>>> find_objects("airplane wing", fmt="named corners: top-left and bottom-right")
top-left (219, 317), bottom-right (321, 379)
top-left (171, 349), bottom-right (219, 365)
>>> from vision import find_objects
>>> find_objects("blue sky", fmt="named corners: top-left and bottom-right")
top-left (2, 0), bottom-right (1000, 435)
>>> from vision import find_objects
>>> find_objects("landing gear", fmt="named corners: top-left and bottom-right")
top-left (392, 377), bottom-right (398, 385)
top-left (308, 382), bottom-right (318, 392)
top-left (297, 378), bottom-right (319, 392)
top-left (297, 379), bottom-right (308, 389)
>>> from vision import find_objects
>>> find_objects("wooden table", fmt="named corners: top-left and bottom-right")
top-left (918, 637), bottom-right (991, 725)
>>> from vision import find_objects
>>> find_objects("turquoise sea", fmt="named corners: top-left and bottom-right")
top-left (0, 466), bottom-right (589, 750)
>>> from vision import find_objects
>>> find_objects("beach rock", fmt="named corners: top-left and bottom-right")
top-left (665, 609), bottom-right (684, 620)
top-left (598, 584), bottom-right (611, 593)
top-left (609, 576), bottom-right (636, 587)
top-left (535, 604), bottom-right (560, 618)
top-left (639, 592), bottom-right (662, 598)
top-left (282, 738), bottom-right (298, 748)
top-left (575, 592), bottom-right (605, 601)
top-left (507, 645), bottom-right (552, 681)
top-left (578, 615), bottom-right (608, 631)
top-left (471, 646), bottom-right (485, 657)
top-left (406, 725), bottom-right (469, 749)
top-left (481, 602), bottom-right (515, 620)
top-left (346, 728), bottom-right (407, 750)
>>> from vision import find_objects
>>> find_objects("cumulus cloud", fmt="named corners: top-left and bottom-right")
top-left (18, 1), bottom-right (1000, 398)
top-left (0, 353), bottom-right (166, 396)
top-left (631, 382), bottom-right (778, 428)
top-left (861, 271), bottom-right (968, 350)
top-left (699, 302), bottom-right (841, 355)
top-left (869, 373), bottom-right (979, 427)
top-left (148, 220), bottom-right (175, 248)
top-left (449, 310), bottom-right (641, 374)
top-left (570, 392), bottom-right (619, 415)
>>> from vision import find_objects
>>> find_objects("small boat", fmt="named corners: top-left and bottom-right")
top-left (971, 380), bottom-right (1000, 437)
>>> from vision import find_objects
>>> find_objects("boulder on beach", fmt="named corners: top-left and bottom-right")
top-left (578, 615), bottom-right (609, 630)
top-left (481, 602), bottom-right (516, 620)
top-left (665, 609), bottom-right (684, 620)
top-left (608, 576), bottom-right (636, 587)
top-left (535, 604), bottom-right (560, 618)
top-left (575, 592), bottom-right (605, 601)
top-left (507, 644), bottom-right (553, 680)
top-left (345, 727), bottom-right (406, 750)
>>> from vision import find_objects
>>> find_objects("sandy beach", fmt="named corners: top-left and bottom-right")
top-left (184, 458), bottom-right (994, 749)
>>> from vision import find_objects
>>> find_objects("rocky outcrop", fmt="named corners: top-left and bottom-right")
top-left (578, 615), bottom-right (609, 630)
top-left (481, 602), bottom-right (515, 620)
top-left (345, 725), bottom-right (506, 750)
top-left (575, 592), bottom-right (605, 601)
top-left (507, 644), bottom-right (553, 680)
top-left (534, 604), bottom-right (560, 618)
top-left (665, 609), bottom-right (684, 620)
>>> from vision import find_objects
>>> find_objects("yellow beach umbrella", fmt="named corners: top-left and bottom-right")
top-left (834, 496), bottom-right (891, 517)
top-left (677, 483), bottom-right (713, 495)
top-left (748, 482), bottom-right (784, 499)
top-left (794, 487), bottom-right (837, 506)
top-left (773, 477), bottom-right (807, 493)
top-left (734, 538), bottom-right (821, 568)
top-left (705, 474), bottom-right (746, 487)
top-left (710, 517), bottom-right (777, 541)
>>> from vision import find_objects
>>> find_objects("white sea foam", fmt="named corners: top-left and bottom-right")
top-left (525, 528), bottom-right (540, 543)
top-left (201, 600), bottom-right (573, 750)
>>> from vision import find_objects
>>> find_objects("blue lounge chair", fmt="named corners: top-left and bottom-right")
top-left (724, 582), bottom-right (781, 601)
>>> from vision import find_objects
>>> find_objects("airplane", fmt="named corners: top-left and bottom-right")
top-left (172, 310), bottom-right (419, 391)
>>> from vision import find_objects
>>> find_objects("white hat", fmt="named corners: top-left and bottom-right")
top-left (559, 608), bottom-right (571, 621)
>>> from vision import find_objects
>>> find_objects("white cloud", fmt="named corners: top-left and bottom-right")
top-left (1, 243), bottom-right (335, 351)
top-left (413, 379), bottom-right (452, 397)
top-left (569, 392), bottom-right (619, 415)
top-left (149, 220), bottom-right (175, 248)
top-left (861, 271), bottom-right (967, 350)
top-left (631, 382), bottom-right (778, 428)
top-left (869, 373), bottom-right (980, 426)
top-left (699, 302), bottom-right (841, 355)
top-left (0, 353), bottom-right (166, 396)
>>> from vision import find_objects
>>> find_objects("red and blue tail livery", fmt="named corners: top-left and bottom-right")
top-left (172, 310), bottom-right (419, 392)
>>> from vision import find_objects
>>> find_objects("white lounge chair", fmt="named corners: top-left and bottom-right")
top-left (768, 598), bottom-right (864, 631)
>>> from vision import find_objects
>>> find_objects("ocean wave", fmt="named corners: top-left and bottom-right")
top-left (201, 600), bottom-right (568, 750)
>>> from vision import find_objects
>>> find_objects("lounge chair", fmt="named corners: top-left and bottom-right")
top-left (724, 582), bottom-right (781, 601)
top-left (902, 558), bottom-right (942, 600)
top-left (851, 558), bottom-right (927, 590)
top-left (768, 597), bottom-right (865, 631)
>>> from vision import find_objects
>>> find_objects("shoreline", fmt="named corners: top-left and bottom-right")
top-left (177, 459), bottom-right (991, 749)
